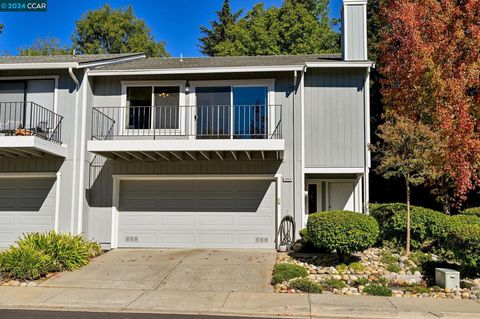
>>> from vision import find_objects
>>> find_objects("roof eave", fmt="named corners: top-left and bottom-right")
top-left (78, 53), bottom-right (146, 69)
top-left (0, 62), bottom-right (79, 70)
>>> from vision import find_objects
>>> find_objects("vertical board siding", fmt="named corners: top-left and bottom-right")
top-left (304, 68), bottom-right (366, 168)
top-left (346, 5), bottom-right (366, 61)
top-left (89, 72), bottom-right (296, 220)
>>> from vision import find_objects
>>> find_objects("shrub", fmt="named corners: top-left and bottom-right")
top-left (0, 245), bottom-right (54, 280)
top-left (442, 222), bottom-right (480, 274)
top-left (403, 285), bottom-right (430, 294)
top-left (299, 228), bottom-right (310, 243)
top-left (289, 278), bottom-right (323, 293)
top-left (356, 277), bottom-right (368, 285)
top-left (337, 264), bottom-right (348, 274)
top-left (307, 211), bottom-right (379, 260)
top-left (349, 262), bottom-right (365, 273)
top-left (271, 263), bottom-right (308, 284)
top-left (364, 284), bottom-right (392, 296)
top-left (324, 277), bottom-right (346, 289)
top-left (386, 263), bottom-right (401, 273)
top-left (461, 207), bottom-right (480, 217)
top-left (17, 232), bottom-right (101, 271)
top-left (370, 203), bottom-right (448, 249)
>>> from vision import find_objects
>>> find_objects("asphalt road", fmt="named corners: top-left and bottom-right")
top-left (0, 310), bottom-right (282, 319)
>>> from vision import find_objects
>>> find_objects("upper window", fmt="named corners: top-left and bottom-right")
top-left (126, 85), bottom-right (180, 130)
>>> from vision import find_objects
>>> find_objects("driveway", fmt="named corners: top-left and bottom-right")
top-left (40, 249), bottom-right (276, 293)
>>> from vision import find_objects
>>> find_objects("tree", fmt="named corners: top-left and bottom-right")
top-left (19, 37), bottom-right (71, 56)
top-left (380, 0), bottom-right (480, 211)
top-left (0, 24), bottom-right (3, 34)
top-left (199, 0), bottom-right (339, 56)
top-left (199, 0), bottom-right (242, 56)
top-left (73, 4), bottom-right (168, 57)
top-left (372, 115), bottom-right (445, 255)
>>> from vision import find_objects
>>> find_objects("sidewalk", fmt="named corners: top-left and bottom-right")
top-left (1, 286), bottom-right (480, 318)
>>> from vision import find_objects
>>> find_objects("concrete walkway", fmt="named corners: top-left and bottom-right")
top-left (40, 249), bottom-right (276, 292)
top-left (1, 286), bottom-right (480, 318)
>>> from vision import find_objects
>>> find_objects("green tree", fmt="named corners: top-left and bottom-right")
top-left (200, 0), bottom-right (339, 56)
top-left (0, 24), bottom-right (4, 34)
top-left (73, 4), bottom-right (168, 57)
top-left (199, 0), bottom-right (242, 56)
top-left (19, 37), bottom-right (71, 56)
top-left (371, 115), bottom-right (445, 255)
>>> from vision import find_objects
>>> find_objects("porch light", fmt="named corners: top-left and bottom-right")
top-left (185, 80), bottom-right (190, 94)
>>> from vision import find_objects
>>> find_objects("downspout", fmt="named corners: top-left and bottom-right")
top-left (68, 67), bottom-right (80, 233)
top-left (300, 66), bottom-right (306, 227)
top-left (292, 70), bottom-right (297, 223)
top-left (77, 68), bottom-right (89, 234)
top-left (363, 68), bottom-right (372, 214)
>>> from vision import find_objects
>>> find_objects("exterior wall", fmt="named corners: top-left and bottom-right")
top-left (0, 69), bottom-right (84, 233)
top-left (87, 72), bottom-right (300, 243)
top-left (342, 4), bottom-right (367, 61)
top-left (304, 67), bottom-right (367, 168)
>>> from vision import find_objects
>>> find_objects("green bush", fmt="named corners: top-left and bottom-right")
top-left (17, 232), bottom-right (101, 271)
top-left (386, 263), bottom-right (401, 273)
top-left (461, 207), bottom-right (480, 217)
top-left (364, 284), bottom-right (392, 296)
top-left (0, 231), bottom-right (101, 280)
top-left (349, 262), bottom-right (365, 273)
top-left (442, 222), bottom-right (480, 273)
top-left (324, 277), bottom-right (346, 289)
top-left (289, 278), bottom-right (323, 293)
top-left (299, 228), bottom-right (310, 243)
top-left (271, 263), bottom-right (308, 284)
top-left (0, 245), bottom-right (54, 280)
top-left (356, 277), bottom-right (368, 285)
top-left (336, 264), bottom-right (348, 274)
top-left (307, 211), bottom-right (379, 260)
top-left (370, 203), bottom-right (448, 249)
top-left (403, 285), bottom-right (430, 294)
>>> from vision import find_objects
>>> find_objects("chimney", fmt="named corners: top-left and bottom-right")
top-left (341, 0), bottom-right (368, 61)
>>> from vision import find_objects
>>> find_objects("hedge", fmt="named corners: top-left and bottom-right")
top-left (306, 211), bottom-right (379, 260)
top-left (369, 203), bottom-right (448, 249)
top-left (460, 207), bottom-right (480, 218)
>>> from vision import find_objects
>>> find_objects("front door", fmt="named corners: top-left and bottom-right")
top-left (328, 182), bottom-right (355, 211)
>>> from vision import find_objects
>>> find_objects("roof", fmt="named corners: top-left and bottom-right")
top-left (88, 53), bottom-right (374, 75)
top-left (94, 54), bottom-right (342, 70)
top-left (0, 53), bottom-right (146, 70)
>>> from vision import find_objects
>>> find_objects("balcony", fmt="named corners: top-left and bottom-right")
top-left (0, 102), bottom-right (65, 158)
top-left (87, 105), bottom-right (284, 161)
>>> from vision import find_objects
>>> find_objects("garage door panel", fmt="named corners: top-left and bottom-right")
top-left (162, 215), bottom-right (195, 226)
top-left (118, 179), bottom-right (276, 248)
top-left (0, 178), bottom-right (56, 247)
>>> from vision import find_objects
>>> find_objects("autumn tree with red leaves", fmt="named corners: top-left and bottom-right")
top-left (379, 0), bottom-right (480, 212)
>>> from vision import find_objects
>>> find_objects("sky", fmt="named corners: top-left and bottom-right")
top-left (0, 0), bottom-right (342, 57)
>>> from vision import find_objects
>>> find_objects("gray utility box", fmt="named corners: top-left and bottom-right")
top-left (435, 268), bottom-right (460, 289)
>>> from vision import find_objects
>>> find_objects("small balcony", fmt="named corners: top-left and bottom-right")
top-left (0, 102), bottom-right (65, 158)
top-left (87, 105), bottom-right (284, 161)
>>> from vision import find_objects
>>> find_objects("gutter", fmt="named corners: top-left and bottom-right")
top-left (68, 67), bottom-right (80, 233)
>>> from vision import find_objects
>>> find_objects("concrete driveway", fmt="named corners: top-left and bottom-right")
top-left (40, 249), bottom-right (276, 293)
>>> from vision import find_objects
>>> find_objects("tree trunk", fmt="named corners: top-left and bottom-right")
top-left (405, 177), bottom-right (411, 257)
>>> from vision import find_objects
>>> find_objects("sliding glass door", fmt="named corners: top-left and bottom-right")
top-left (194, 85), bottom-right (269, 139)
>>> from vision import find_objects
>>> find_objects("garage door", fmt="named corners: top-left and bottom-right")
top-left (117, 179), bottom-right (276, 248)
top-left (0, 178), bottom-right (56, 247)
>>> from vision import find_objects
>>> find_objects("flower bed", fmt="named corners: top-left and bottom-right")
top-left (273, 248), bottom-right (480, 299)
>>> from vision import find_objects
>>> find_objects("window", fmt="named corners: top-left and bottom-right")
top-left (194, 84), bottom-right (270, 139)
top-left (126, 85), bottom-right (181, 130)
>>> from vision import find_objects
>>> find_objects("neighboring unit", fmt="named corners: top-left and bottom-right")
top-left (0, 0), bottom-right (372, 249)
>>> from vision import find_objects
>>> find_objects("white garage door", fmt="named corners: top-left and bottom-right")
top-left (0, 178), bottom-right (56, 247)
top-left (117, 179), bottom-right (276, 248)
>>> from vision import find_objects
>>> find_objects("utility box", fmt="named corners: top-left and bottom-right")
top-left (435, 268), bottom-right (460, 289)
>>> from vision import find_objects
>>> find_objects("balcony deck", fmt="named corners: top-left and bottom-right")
top-left (0, 102), bottom-right (65, 158)
top-left (87, 105), bottom-right (284, 161)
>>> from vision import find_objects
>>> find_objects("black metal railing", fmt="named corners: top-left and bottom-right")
top-left (91, 105), bottom-right (282, 140)
top-left (0, 102), bottom-right (63, 144)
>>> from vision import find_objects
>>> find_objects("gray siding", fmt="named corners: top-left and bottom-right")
top-left (89, 72), bottom-right (302, 222)
top-left (344, 5), bottom-right (366, 61)
top-left (304, 68), bottom-right (366, 168)
top-left (0, 69), bottom-right (83, 233)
